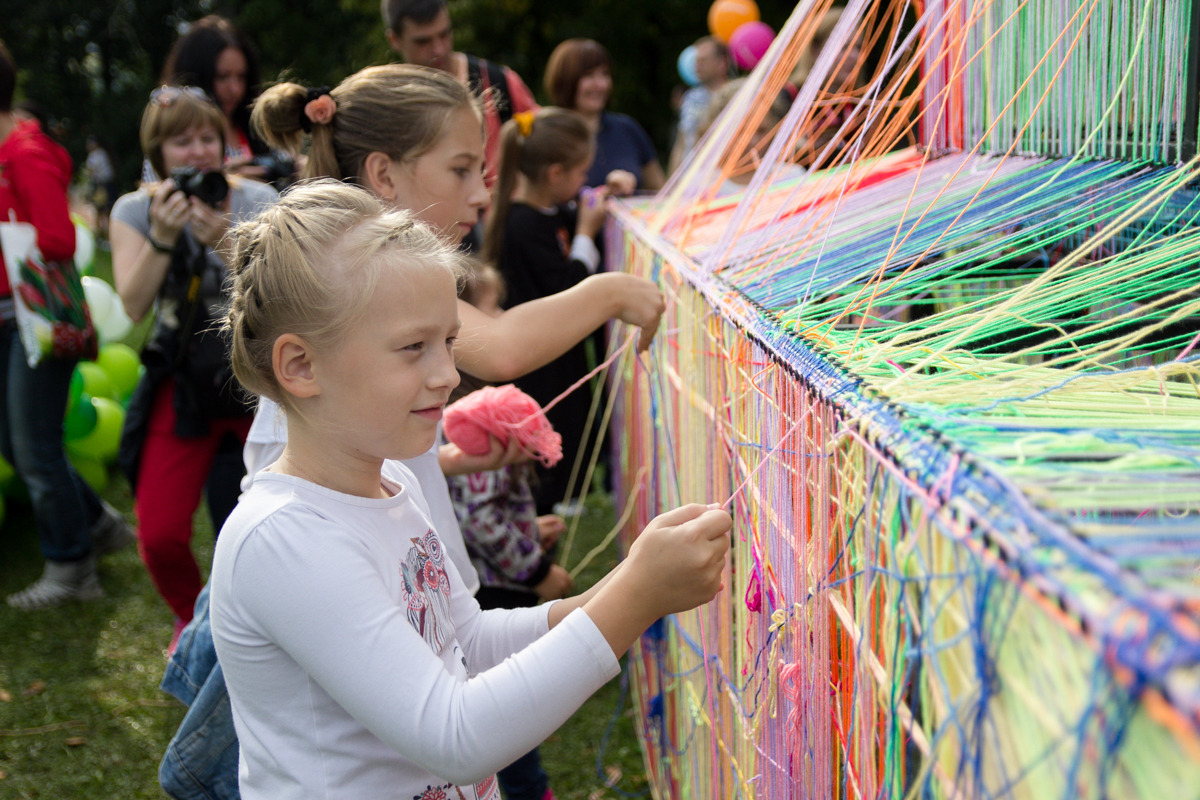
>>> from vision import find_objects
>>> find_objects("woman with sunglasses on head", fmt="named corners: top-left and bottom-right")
top-left (109, 85), bottom-right (277, 650)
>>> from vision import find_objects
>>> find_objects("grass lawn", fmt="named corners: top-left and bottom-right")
top-left (0, 488), bottom-right (649, 799)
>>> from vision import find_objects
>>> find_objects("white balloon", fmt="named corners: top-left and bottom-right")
top-left (73, 222), bottom-right (95, 274)
top-left (82, 276), bottom-right (133, 344)
top-left (96, 301), bottom-right (133, 344)
top-left (81, 276), bottom-right (113, 322)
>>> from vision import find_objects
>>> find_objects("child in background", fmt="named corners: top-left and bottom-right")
top-left (449, 262), bottom-right (571, 800)
top-left (482, 107), bottom-right (608, 516)
top-left (213, 179), bottom-right (732, 799)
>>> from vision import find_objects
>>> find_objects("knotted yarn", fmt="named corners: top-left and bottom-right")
top-left (443, 384), bottom-right (563, 467)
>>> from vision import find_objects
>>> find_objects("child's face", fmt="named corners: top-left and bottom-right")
top-left (387, 107), bottom-right (490, 244)
top-left (550, 156), bottom-right (593, 205)
top-left (311, 259), bottom-right (461, 462)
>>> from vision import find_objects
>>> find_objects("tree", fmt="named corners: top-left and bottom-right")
top-left (1, 0), bottom-right (208, 190)
top-left (0, 0), bottom-right (390, 192)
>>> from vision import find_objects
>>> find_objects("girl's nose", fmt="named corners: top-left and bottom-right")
top-left (432, 346), bottom-right (461, 392)
top-left (469, 174), bottom-right (491, 211)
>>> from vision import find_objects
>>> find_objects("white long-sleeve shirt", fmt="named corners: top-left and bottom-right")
top-left (243, 396), bottom-right (481, 595)
top-left (211, 462), bottom-right (619, 800)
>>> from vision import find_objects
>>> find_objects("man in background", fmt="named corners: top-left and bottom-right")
top-left (382, 0), bottom-right (537, 188)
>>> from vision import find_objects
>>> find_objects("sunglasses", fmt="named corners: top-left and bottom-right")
top-left (149, 85), bottom-right (214, 107)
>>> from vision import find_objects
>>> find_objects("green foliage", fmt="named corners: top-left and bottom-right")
top-left (0, 0), bottom-right (392, 194)
top-left (1, 0), bottom-right (208, 195)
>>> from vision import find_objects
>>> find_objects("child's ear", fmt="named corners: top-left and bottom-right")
top-left (545, 162), bottom-right (565, 184)
top-left (362, 151), bottom-right (398, 203)
top-left (273, 334), bottom-right (320, 399)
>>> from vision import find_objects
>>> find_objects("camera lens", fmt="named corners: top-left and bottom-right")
top-left (170, 167), bottom-right (229, 207)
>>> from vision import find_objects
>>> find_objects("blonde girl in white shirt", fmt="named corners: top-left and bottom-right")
top-left (212, 179), bottom-right (731, 800)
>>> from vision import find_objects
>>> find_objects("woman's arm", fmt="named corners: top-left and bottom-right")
top-left (641, 160), bottom-right (666, 192)
top-left (453, 272), bottom-right (664, 382)
top-left (110, 183), bottom-right (189, 322)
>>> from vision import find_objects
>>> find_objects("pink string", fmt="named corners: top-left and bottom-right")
top-left (1176, 330), bottom-right (1200, 361)
top-left (521, 329), bottom-right (639, 421)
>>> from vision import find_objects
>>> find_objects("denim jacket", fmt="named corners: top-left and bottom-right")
top-left (159, 582), bottom-right (240, 800)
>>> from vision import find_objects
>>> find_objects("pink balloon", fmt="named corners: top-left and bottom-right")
top-left (728, 21), bottom-right (775, 71)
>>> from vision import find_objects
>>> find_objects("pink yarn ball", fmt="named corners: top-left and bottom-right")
top-left (729, 20), bottom-right (775, 71)
top-left (443, 385), bottom-right (563, 467)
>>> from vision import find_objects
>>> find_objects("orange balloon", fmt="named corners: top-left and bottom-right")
top-left (708, 0), bottom-right (761, 43)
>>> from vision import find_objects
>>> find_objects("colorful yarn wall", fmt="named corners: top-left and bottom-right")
top-left (607, 0), bottom-right (1200, 797)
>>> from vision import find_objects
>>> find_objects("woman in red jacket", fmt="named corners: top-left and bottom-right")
top-left (0, 40), bottom-right (133, 610)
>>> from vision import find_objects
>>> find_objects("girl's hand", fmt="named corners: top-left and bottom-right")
top-left (188, 195), bottom-right (232, 250)
top-left (604, 169), bottom-right (637, 197)
top-left (595, 273), bottom-right (665, 352)
top-left (536, 514), bottom-right (567, 549)
top-left (577, 187), bottom-right (609, 239)
top-left (534, 564), bottom-right (574, 601)
top-left (623, 504), bottom-right (731, 616)
top-left (147, 181), bottom-right (189, 247)
top-left (438, 436), bottom-right (530, 477)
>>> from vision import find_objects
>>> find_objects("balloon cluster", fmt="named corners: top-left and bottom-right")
top-left (678, 0), bottom-right (776, 85)
top-left (0, 277), bottom-right (140, 526)
top-left (62, 339), bottom-right (141, 494)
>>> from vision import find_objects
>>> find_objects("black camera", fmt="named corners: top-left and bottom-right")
top-left (251, 152), bottom-right (296, 186)
top-left (170, 167), bottom-right (229, 207)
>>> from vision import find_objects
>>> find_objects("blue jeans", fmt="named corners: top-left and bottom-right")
top-left (161, 583), bottom-right (240, 800)
top-left (0, 323), bottom-right (101, 561)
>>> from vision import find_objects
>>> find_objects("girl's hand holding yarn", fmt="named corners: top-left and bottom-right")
top-left (439, 435), bottom-right (529, 477)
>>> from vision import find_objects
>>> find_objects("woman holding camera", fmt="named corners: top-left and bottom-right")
top-left (110, 86), bottom-right (276, 649)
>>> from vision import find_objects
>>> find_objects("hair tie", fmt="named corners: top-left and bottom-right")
top-left (513, 110), bottom-right (535, 138)
top-left (301, 86), bottom-right (335, 133)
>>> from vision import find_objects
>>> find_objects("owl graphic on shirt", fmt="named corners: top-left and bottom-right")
top-left (400, 529), bottom-right (454, 653)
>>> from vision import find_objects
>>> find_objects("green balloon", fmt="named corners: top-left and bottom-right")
top-left (0, 453), bottom-right (13, 490)
top-left (64, 391), bottom-right (99, 440)
top-left (68, 368), bottom-right (84, 413)
top-left (66, 396), bottom-right (124, 463)
top-left (96, 343), bottom-right (141, 400)
top-left (75, 361), bottom-right (116, 402)
top-left (68, 452), bottom-right (108, 494)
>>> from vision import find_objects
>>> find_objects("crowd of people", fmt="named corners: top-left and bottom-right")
top-left (0, 1), bottom-right (863, 797)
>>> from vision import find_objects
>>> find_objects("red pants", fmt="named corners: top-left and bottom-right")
top-left (135, 379), bottom-right (251, 621)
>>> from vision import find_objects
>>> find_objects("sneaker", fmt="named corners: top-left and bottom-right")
top-left (6, 558), bottom-right (104, 610)
top-left (92, 501), bottom-right (136, 558)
